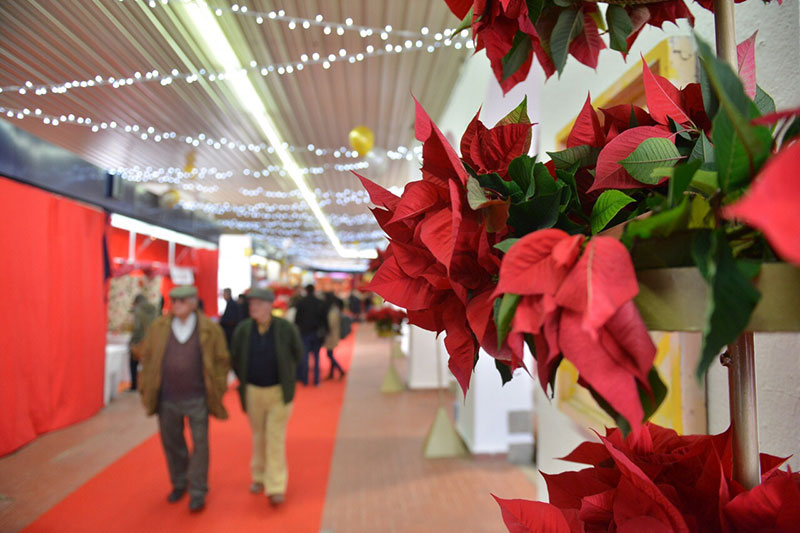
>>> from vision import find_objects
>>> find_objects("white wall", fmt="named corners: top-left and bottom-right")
top-left (708, 333), bottom-right (800, 471)
top-left (537, 0), bottom-right (800, 155)
top-left (217, 234), bottom-right (252, 308)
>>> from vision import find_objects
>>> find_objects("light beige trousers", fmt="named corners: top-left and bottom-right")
top-left (245, 384), bottom-right (293, 495)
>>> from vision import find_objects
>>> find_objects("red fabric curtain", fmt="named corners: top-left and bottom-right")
top-left (0, 177), bottom-right (107, 456)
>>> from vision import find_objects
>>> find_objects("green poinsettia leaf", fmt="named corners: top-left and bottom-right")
top-left (697, 36), bottom-right (773, 190)
top-left (691, 230), bottom-right (762, 377)
top-left (466, 175), bottom-right (490, 210)
top-left (754, 85), bottom-right (776, 117)
top-left (494, 238), bottom-right (519, 254)
top-left (547, 144), bottom-right (599, 169)
top-left (498, 97), bottom-right (530, 126)
top-left (690, 133), bottom-right (715, 170)
top-left (590, 190), bottom-right (635, 234)
top-left (508, 155), bottom-right (536, 199)
top-left (550, 8), bottom-right (583, 75)
top-left (533, 164), bottom-right (559, 195)
top-left (495, 359), bottom-right (514, 385)
top-left (712, 111), bottom-right (772, 192)
top-left (454, 7), bottom-right (474, 35)
top-left (622, 195), bottom-right (713, 247)
top-left (556, 164), bottom-right (582, 211)
top-left (502, 32), bottom-right (533, 83)
top-left (620, 137), bottom-right (684, 185)
top-left (526, 0), bottom-right (545, 25)
top-left (606, 5), bottom-right (633, 53)
top-left (667, 160), bottom-right (702, 207)
top-left (495, 293), bottom-right (521, 347)
top-left (688, 169), bottom-right (719, 196)
top-left (478, 173), bottom-right (523, 201)
top-left (508, 194), bottom-right (561, 234)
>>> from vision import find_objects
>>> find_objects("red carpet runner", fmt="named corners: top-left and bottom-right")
top-left (26, 328), bottom-right (355, 533)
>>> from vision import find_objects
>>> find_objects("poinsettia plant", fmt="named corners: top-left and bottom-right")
top-left (366, 306), bottom-right (408, 335)
top-left (494, 422), bottom-right (800, 532)
top-left (444, 0), bottom-right (779, 92)
top-left (358, 29), bottom-right (800, 433)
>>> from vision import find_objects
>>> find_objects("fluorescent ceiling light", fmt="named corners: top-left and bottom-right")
top-left (110, 213), bottom-right (218, 249)
top-left (183, 1), bottom-right (376, 260)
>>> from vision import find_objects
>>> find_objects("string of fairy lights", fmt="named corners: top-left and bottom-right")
top-left (1, 105), bottom-right (424, 168)
top-left (0, 22), bottom-right (470, 97)
top-left (0, 4), bottom-right (466, 260)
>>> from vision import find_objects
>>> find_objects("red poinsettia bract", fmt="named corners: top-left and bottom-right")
top-left (722, 140), bottom-right (800, 266)
top-left (493, 229), bottom-right (655, 430)
top-left (359, 98), bottom-right (531, 394)
top-left (566, 60), bottom-right (710, 193)
top-left (494, 423), bottom-right (800, 532)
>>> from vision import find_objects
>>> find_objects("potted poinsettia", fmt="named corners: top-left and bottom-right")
top-left (366, 306), bottom-right (408, 336)
top-left (358, 0), bottom-right (800, 528)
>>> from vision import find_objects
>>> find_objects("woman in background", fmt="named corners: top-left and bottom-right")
top-left (323, 292), bottom-right (346, 380)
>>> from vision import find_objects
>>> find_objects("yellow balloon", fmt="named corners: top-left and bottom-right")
top-left (348, 125), bottom-right (374, 157)
top-left (161, 189), bottom-right (180, 209)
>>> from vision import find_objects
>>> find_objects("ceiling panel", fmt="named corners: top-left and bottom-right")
top-left (0, 0), bottom-right (470, 268)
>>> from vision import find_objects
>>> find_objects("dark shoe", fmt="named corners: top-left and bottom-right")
top-left (338, 371), bottom-right (347, 380)
top-left (268, 493), bottom-right (285, 505)
top-left (167, 488), bottom-right (186, 503)
top-left (249, 482), bottom-right (264, 494)
top-left (189, 496), bottom-right (205, 512)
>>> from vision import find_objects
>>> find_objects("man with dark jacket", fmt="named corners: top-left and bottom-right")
top-left (138, 285), bottom-right (230, 513)
top-left (230, 287), bottom-right (303, 505)
top-left (293, 284), bottom-right (328, 386)
top-left (219, 288), bottom-right (239, 347)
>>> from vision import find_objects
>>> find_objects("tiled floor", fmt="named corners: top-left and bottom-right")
top-left (0, 391), bottom-right (157, 532)
top-left (320, 328), bottom-right (537, 532)
top-left (0, 326), bottom-right (535, 532)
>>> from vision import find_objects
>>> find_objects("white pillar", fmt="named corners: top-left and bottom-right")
top-left (218, 234), bottom-right (252, 309)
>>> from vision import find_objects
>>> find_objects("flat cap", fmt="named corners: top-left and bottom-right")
top-left (169, 285), bottom-right (198, 299)
top-left (248, 287), bottom-right (275, 302)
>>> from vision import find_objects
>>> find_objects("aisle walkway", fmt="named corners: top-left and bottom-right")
top-left (320, 327), bottom-right (537, 532)
top-left (2, 325), bottom-right (536, 532)
top-left (18, 332), bottom-right (354, 533)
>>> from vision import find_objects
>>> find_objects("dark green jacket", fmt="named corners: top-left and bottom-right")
top-left (230, 316), bottom-right (303, 409)
top-left (130, 302), bottom-right (157, 346)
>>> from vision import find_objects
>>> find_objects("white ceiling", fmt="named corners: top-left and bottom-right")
top-left (0, 0), bottom-right (471, 269)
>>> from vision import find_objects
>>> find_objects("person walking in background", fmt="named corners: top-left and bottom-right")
top-left (348, 291), bottom-right (362, 322)
top-left (137, 285), bottom-right (230, 513)
top-left (293, 284), bottom-right (328, 386)
top-left (323, 292), bottom-right (346, 380)
top-left (219, 288), bottom-right (239, 347)
top-left (237, 293), bottom-right (250, 320)
top-left (230, 288), bottom-right (303, 505)
top-left (128, 294), bottom-right (157, 391)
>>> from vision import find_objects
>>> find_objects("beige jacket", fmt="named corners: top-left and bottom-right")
top-left (138, 312), bottom-right (230, 419)
top-left (324, 307), bottom-right (341, 350)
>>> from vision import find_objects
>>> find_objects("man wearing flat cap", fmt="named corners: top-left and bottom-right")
top-left (230, 287), bottom-right (303, 505)
top-left (138, 285), bottom-right (230, 513)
